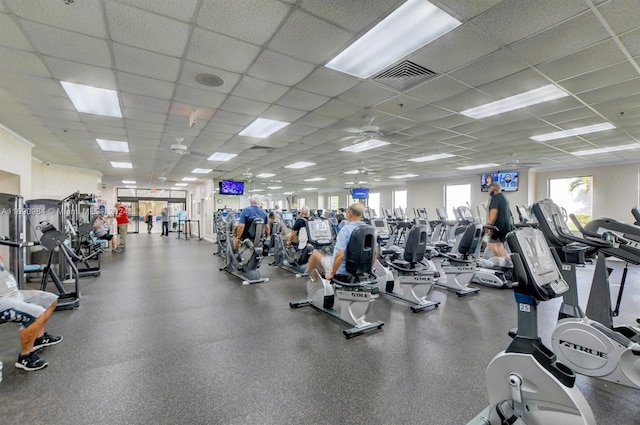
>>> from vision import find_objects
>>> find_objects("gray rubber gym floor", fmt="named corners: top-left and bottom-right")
top-left (1, 232), bottom-right (638, 424)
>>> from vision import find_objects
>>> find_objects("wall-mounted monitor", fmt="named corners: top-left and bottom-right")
top-left (481, 171), bottom-right (518, 192)
top-left (219, 180), bottom-right (245, 195)
top-left (351, 187), bottom-right (369, 199)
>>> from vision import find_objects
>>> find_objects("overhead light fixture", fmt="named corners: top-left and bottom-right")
top-left (304, 177), bottom-right (326, 182)
top-left (111, 161), bottom-right (132, 169)
top-left (122, 180), bottom-right (136, 184)
top-left (256, 173), bottom-right (276, 178)
top-left (409, 153), bottom-right (455, 162)
top-left (207, 152), bottom-right (237, 161)
top-left (182, 177), bottom-right (197, 182)
top-left (192, 168), bottom-right (212, 174)
top-left (326, 0), bottom-right (461, 79)
top-left (302, 187), bottom-right (318, 191)
top-left (285, 162), bottom-right (316, 169)
top-left (461, 85), bottom-right (568, 119)
top-left (572, 143), bottom-right (639, 156)
top-left (390, 174), bottom-right (419, 179)
top-left (530, 123), bottom-right (616, 142)
top-left (239, 118), bottom-right (289, 138)
top-left (340, 139), bottom-right (389, 153)
top-left (344, 170), bottom-right (360, 175)
top-left (456, 163), bottom-right (499, 170)
top-left (283, 191), bottom-right (294, 195)
top-left (267, 186), bottom-right (283, 190)
top-left (96, 139), bottom-right (129, 152)
top-left (61, 81), bottom-right (122, 118)
top-left (174, 183), bottom-right (188, 187)
top-left (125, 185), bottom-right (136, 189)
top-left (249, 189), bottom-right (264, 192)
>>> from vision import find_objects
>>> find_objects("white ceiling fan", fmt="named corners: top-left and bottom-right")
top-left (170, 138), bottom-right (190, 155)
top-left (345, 161), bottom-right (377, 175)
top-left (503, 153), bottom-right (541, 168)
top-left (341, 116), bottom-right (384, 142)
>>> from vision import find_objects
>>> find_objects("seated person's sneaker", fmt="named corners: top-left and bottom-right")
top-left (15, 352), bottom-right (48, 371)
top-left (33, 332), bottom-right (63, 351)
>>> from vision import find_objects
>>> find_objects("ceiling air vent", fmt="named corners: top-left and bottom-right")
top-left (249, 146), bottom-right (275, 152)
top-left (373, 60), bottom-right (437, 91)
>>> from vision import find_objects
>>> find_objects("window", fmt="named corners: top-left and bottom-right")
top-left (445, 184), bottom-right (470, 218)
top-left (329, 196), bottom-right (340, 210)
top-left (297, 197), bottom-right (306, 209)
top-left (368, 192), bottom-right (380, 216)
top-left (548, 176), bottom-right (593, 230)
top-left (393, 190), bottom-right (407, 209)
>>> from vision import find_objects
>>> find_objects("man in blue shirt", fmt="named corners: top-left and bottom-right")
top-left (307, 203), bottom-right (370, 280)
top-left (235, 194), bottom-right (270, 248)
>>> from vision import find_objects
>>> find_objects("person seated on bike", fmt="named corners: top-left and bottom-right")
top-left (235, 195), bottom-right (270, 249)
top-left (287, 206), bottom-right (310, 251)
top-left (307, 203), bottom-right (374, 281)
top-left (0, 260), bottom-right (63, 371)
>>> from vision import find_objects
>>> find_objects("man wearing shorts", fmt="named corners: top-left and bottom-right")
top-left (0, 264), bottom-right (63, 371)
top-left (307, 203), bottom-right (369, 281)
top-left (485, 181), bottom-right (515, 262)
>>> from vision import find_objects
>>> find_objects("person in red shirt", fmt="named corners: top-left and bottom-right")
top-left (113, 202), bottom-right (129, 252)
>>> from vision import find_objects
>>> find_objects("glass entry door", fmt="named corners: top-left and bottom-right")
top-left (120, 201), bottom-right (139, 233)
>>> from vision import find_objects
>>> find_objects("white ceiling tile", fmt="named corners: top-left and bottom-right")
top-left (232, 76), bottom-right (289, 104)
top-left (0, 14), bottom-right (32, 50)
top-left (248, 50), bottom-right (316, 86)
top-left (374, 95), bottom-right (427, 116)
top-left (202, 121), bottom-right (244, 135)
top-left (313, 99), bottom-right (362, 119)
top-left (261, 105), bottom-right (308, 123)
top-left (405, 76), bottom-right (470, 104)
top-left (220, 96), bottom-right (270, 116)
top-left (578, 78), bottom-right (640, 105)
top-left (409, 25), bottom-right (500, 74)
top-left (123, 108), bottom-right (168, 124)
top-left (297, 67), bottom-right (360, 98)
top-left (124, 120), bottom-right (164, 133)
top-left (0, 48), bottom-right (51, 77)
top-left (269, 10), bottom-right (353, 65)
top-left (5, 0), bottom-right (106, 38)
top-left (20, 20), bottom-right (111, 67)
top-left (598, 0), bottom-right (640, 35)
top-left (197, 0), bottom-right (290, 45)
top-left (540, 107), bottom-right (599, 125)
top-left (620, 29), bottom-right (640, 56)
top-left (559, 61), bottom-right (638, 94)
top-left (117, 0), bottom-right (199, 22)
top-left (174, 84), bottom-right (226, 109)
top-left (121, 93), bottom-right (171, 114)
top-left (432, 0), bottom-right (503, 20)
top-left (300, 0), bottom-right (399, 33)
top-left (401, 105), bottom-right (453, 123)
top-left (536, 40), bottom-right (626, 81)
top-left (276, 89), bottom-right (330, 112)
top-left (210, 111), bottom-right (254, 127)
top-left (117, 72), bottom-right (175, 99)
top-left (475, 69), bottom-right (551, 99)
top-left (179, 62), bottom-right (240, 95)
top-left (470, 0), bottom-right (590, 45)
top-left (105, 2), bottom-right (190, 57)
top-left (449, 48), bottom-right (528, 88)
top-left (338, 82), bottom-right (396, 108)
top-left (43, 57), bottom-right (116, 89)
top-left (433, 89), bottom-right (495, 112)
top-left (187, 28), bottom-right (261, 74)
top-left (509, 12), bottom-right (611, 65)
top-left (294, 113), bottom-right (340, 129)
top-left (113, 43), bottom-right (181, 82)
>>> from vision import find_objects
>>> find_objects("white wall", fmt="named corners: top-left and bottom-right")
top-left (0, 124), bottom-right (32, 198)
top-left (31, 159), bottom-right (102, 200)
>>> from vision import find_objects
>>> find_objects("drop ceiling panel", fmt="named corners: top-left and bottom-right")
top-left (247, 50), bottom-right (316, 86)
top-left (300, 0), bottom-right (399, 34)
top-left (117, 72), bottom-right (175, 99)
top-left (558, 61), bottom-right (637, 94)
top-left (297, 67), bottom-right (360, 98)
top-left (578, 78), bottom-right (640, 105)
top-left (173, 84), bottom-right (226, 110)
top-left (118, 0), bottom-right (199, 22)
top-left (220, 96), bottom-right (270, 116)
top-left (537, 40), bottom-right (626, 82)
top-left (276, 89), bottom-right (330, 112)
top-left (0, 48), bottom-right (51, 77)
top-left (619, 29), bottom-right (640, 56)
top-left (405, 76), bottom-right (470, 104)
top-left (187, 28), bottom-right (261, 74)
top-left (178, 62), bottom-right (241, 95)
top-left (231, 76), bottom-right (289, 104)
top-left (113, 43), bottom-right (181, 82)
top-left (598, 0), bottom-right (640, 35)
top-left (449, 48), bottom-right (529, 88)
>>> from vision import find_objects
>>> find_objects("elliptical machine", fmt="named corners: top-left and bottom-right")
top-left (434, 223), bottom-right (482, 296)
top-left (372, 218), bottom-right (440, 312)
top-left (219, 217), bottom-right (269, 285)
top-left (468, 226), bottom-right (596, 425)
top-left (271, 218), bottom-right (332, 277)
top-left (289, 225), bottom-right (384, 339)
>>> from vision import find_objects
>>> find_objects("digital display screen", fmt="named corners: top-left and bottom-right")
top-left (351, 187), bottom-right (369, 199)
top-left (481, 171), bottom-right (518, 192)
top-left (219, 180), bottom-right (245, 195)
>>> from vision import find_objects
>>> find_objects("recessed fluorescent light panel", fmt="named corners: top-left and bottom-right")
top-left (256, 173), bottom-right (276, 178)
top-left (207, 152), bottom-right (237, 161)
top-left (110, 161), bottom-right (132, 169)
top-left (456, 163), bottom-right (499, 170)
top-left (390, 174), bottom-right (419, 179)
top-left (267, 186), bottom-right (283, 190)
top-left (461, 85), bottom-right (568, 119)
top-left (192, 168), bottom-right (212, 174)
top-left (249, 189), bottom-right (264, 192)
top-left (239, 118), bottom-right (290, 138)
top-left (182, 177), bottom-right (197, 182)
top-left (285, 162), bottom-right (316, 169)
top-left (344, 170), bottom-right (360, 175)
top-left (326, 0), bottom-right (461, 79)
top-left (530, 123), bottom-right (616, 142)
top-left (304, 177), bottom-right (326, 182)
top-left (340, 139), bottom-right (389, 153)
top-left (174, 183), bottom-right (188, 187)
top-left (302, 187), bottom-right (318, 191)
top-left (572, 143), bottom-right (639, 156)
top-left (283, 191), bottom-right (294, 195)
top-left (96, 139), bottom-right (129, 152)
top-left (122, 180), bottom-right (136, 184)
top-left (125, 185), bottom-right (136, 189)
top-left (409, 153), bottom-right (455, 162)
top-left (61, 81), bottom-right (122, 118)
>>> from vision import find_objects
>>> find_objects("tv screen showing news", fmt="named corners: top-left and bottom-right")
top-left (351, 187), bottom-right (369, 199)
top-left (481, 171), bottom-right (518, 192)
top-left (219, 180), bottom-right (245, 195)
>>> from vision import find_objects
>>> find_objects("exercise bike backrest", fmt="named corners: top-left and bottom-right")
top-left (403, 225), bottom-right (428, 263)
top-left (345, 225), bottom-right (376, 277)
top-left (506, 227), bottom-right (569, 301)
top-left (244, 219), bottom-right (266, 245)
top-left (457, 223), bottom-right (483, 259)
